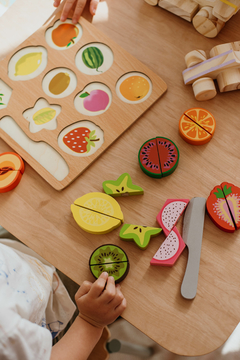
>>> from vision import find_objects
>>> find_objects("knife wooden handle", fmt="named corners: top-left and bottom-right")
top-left (181, 197), bottom-right (206, 300)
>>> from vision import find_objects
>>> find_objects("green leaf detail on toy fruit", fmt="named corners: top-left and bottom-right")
top-left (85, 130), bottom-right (99, 153)
top-left (79, 92), bottom-right (90, 98)
top-left (102, 173), bottom-right (144, 197)
top-left (213, 187), bottom-right (225, 199)
top-left (120, 224), bottom-right (162, 249)
top-left (223, 184), bottom-right (232, 196)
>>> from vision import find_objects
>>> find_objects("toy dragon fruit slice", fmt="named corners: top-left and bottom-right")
top-left (157, 199), bottom-right (189, 235)
top-left (150, 227), bottom-right (186, 266)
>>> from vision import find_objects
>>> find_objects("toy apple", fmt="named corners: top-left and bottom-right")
top-left (80, 90), bottom-right (110, 112)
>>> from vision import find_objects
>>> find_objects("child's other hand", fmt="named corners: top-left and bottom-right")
top-left (75, 272), bottom-right (127, 328)
top-left (53, 0), bottom-right (99, 24)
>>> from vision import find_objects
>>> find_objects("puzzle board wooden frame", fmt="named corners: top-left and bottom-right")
top-left (0, 13), bottom-right (167, 190)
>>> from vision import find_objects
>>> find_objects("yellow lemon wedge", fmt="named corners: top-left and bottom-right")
top-left (15, 52), bottom-right (42, 76)
top-left (71, 192), bottom-right (124, 234)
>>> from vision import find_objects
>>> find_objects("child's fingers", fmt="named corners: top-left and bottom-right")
top-left (114, 297), bottom-right (127, 316)
top-left (75, 280), bottom-right (92, 299)
top-left (101, 276), bottom-right (116, 302)
top-left (88, 272), bottom-right (108, 298)
top-left (60, 0), bottom-right (76, 22)
top-left (53, 0), bottom-right (61, 7)
top-left (90, 0), bottom-right (99, 15)
top-left (72, 0), bottom-right (87, 23)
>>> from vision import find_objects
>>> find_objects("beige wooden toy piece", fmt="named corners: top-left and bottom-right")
top-left (0, 13), bottom-right (167, 191)
top-left (183, 41), bottom-right (240, 100)
top-left (158, 0), bottom-right (199, 22)
top-left (145, 0), bottom-right (240, 37)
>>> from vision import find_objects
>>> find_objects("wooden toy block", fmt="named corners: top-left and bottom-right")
top-left (206, 182), bottom-right (240, 232)
top-left (0, 152), bottom-right (24, 193)
top-left (156, 199), bottom-right (189, 235)
top-left (102, 173), bottom-right (144, 197)
top-left (158, 0), bottom-right (199, 22)
top-left (179, 108), bottom-right (216, 145)
top-left (145, 0), bottom-right (240, 38)
top-left (150, 226), bottom-right (186, 266)
top-left (0, 14), bottom-right (167, 191)
top-left (71, 192), bottom-right (124, 234)
top-left (138, 137), bottom-right (179, 178)
top-left (119, 224), bottom-right (162, 249)
top-left (181, 197), bottom-right (206, 299)
top-left (183, 41), bottom-right (240, 100)
top-left (89, 244), bottom-right (129, 283)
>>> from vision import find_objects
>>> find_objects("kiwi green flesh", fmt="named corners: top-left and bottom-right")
top-left (89, 244), bottom-right (129, 283)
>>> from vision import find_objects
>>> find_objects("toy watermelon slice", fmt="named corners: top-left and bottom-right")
top-left (138, 137), bottom-right (179, 178)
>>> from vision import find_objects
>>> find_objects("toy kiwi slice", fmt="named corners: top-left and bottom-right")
top-left (89, 244), bottom-right (129, 283)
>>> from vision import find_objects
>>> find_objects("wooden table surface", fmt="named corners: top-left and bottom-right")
top-left (1, 0), bottom-right (240, 356)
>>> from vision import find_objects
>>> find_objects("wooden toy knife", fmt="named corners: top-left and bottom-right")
top-left (181, 197), bottom-right (206, 300)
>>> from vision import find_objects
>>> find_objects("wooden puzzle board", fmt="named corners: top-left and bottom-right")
top-left (0, 14), bottom-right (167, 190)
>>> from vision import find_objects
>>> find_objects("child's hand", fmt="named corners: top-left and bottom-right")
top-left (75, 272), bottom-right (127, 328)
top-left (53, 0), bottom-right (99, 24)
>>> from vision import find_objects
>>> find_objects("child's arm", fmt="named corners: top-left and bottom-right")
top-left (53, 0), bottom-right (99, 24)
top-left (50, 272), bottom-right (127, 360)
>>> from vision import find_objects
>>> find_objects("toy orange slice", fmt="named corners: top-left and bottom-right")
top-left (179, 108), bottom-right (216, 145)
top-left (0, 152), bottom-right (24, 193)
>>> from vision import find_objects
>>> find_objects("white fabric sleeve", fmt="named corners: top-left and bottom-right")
top-left (0, 308), bottom-right (52, 360)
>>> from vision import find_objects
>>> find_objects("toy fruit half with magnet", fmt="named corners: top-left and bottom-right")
top-left (138, 137), bottom-right (179, 178)
top-left (157, 199), bottom-right (189, 235)
top-left (0, 152), bottom-right (24, 193)
top-left (71, 192), bottom-right (124, 234)
top-left (179, 108), bottom-right (216, 145)
top-left (89, 244), bottom-right (129, 283)
top-left (102, 173), bottom-right (143, 197)
top-left (206, 182), bottom-right (240, 232)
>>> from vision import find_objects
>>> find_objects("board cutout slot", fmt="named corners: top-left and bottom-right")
top-left (22, 98), bottom-right (61, 133)
top-left (115, 71), bottom-right (153, 104)
top-left (0, 116), bottom-right (69, 181)
top-left (74, 82), bottom-right (112, 116)
top-left (45, 19), bottom-right (83, 50)
top-left (58, 120), bottom-right (104, 157)
top-left (75, 42), bottom-right (114, 75)
top-left (0, 79), bottom-right (12, 109)
top-left (8, 46), bottom-right (48, 81)
top-left (42, 67), bottom-right (77, 98)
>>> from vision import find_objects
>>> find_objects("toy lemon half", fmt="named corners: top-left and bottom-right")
top-left (71, 192), bottom-right (124, 234)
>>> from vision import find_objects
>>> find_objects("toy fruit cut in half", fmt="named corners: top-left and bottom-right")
top-left (157, 199), bottom-right (189, 235)
top-left (179, 108), bottom-right (216, 145)
top-left (138, 137), bottom-right (179, 178)
top-left (89, 244), bottom-right (129, 283)
top-left (150, 227), bottom-right (185, 266)
top-left (0, 152), bottom-right (24, 193)
top-left (120, 224), bottom-right (162, 250)
top-left (71, 192), bottom-right (124, 234)
top-left (206, 182), bottom-right (240, 232)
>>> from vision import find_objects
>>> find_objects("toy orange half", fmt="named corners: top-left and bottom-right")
top-left (179, 108), bottom-right (216, 145)
top-left (0, 152), bottom-right (24, 193)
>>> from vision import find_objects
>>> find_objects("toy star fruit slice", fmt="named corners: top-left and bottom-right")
top-left (120, 224), bottom-right (162, 249)
top-left (102, 173), bottom-right (143, 197)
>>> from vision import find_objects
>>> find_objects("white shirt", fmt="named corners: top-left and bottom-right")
top-left (0, 239), bottom-right (76, 360)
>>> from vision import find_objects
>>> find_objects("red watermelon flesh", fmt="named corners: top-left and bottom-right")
top-left (139, 139), bottom-right (161, 176)
top-left (156, 137), bottom-right (179, 176)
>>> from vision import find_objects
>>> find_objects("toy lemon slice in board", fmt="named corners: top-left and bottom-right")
top-left (71, 192), bottom-right (124, 234)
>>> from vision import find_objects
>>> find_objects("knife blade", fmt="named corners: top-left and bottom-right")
top-left (181, 197), bottom-right (206, 300)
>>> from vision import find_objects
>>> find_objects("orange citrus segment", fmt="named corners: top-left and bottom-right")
top-left (119, 76), bottom-right (150, 101)
top-left (179, 108), bottom-right (216, 145)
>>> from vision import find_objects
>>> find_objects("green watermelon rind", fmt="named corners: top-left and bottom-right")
top-left (138, 137), bottom-right (179, 179)
top-left (82, 47), bottom-right (104, 71)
